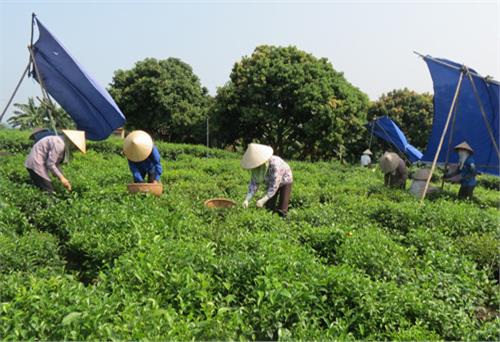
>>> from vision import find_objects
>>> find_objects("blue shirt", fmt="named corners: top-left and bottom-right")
top-left (128, 146), bottom-right (163, 182)
top-left (459, 156), bottom-right (477, 187)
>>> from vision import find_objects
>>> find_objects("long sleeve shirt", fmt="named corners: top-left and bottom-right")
top-left (360, 154), bottom-right (371, 166)
top-left (247, 155), bottom-right (293, 199)
top-left (128, 146), bottom-right (163, 182)
top-left (459, 156), bottom-right (477, 187)
top-left (384, 157), bottom-right (408, 189)
top-left (25, 135), bottom-right (65, 181)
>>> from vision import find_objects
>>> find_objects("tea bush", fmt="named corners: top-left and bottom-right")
top-left (0, 128), bottom-right (498, 340)
top-left (0, 230), bottom-right (64, 274)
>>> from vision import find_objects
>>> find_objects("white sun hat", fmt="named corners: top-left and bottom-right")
top-left (123, 130), bottom-right (153, 162)
top-left (62, 129), bottom-right (86, 153)
top-left (379, 152), bottom-right (399, 173)
top-left (240, 143), bottom-right (273, 169)
top-left (453, 141), bottom-right (474, 154)
top-left (363, 149), bottom-right (373, 155)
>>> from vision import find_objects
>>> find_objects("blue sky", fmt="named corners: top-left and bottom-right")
top-left (0, 1), bottom-right (498, 121)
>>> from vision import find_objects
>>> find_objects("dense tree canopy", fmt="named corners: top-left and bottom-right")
top-left (109, 58), bottom-right (210, 143)
top-left (212, 45), bottom-right (369, 161)
top-left (7, 97), bottom-right (74, 130)
top-left (368, 88), bottom-right (434, 150)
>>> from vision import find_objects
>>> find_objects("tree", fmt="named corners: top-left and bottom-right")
top-left (7, 97), bottom-right (74, 130)
top-left (367, 88), bottom-right (434, 150)
top-left (211, 45), bottom-right (369, 161)
top-left (109, 58), bottom-right (211, 143)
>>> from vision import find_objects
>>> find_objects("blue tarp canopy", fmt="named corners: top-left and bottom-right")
top-left (32, 15), bottom-right (125, 140)
top-left (421, 55), bottom-right (500, 176)
top-left (365, 116), bottom-right (423, 163)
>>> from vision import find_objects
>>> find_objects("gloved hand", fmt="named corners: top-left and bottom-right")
top-left (60, 176), bottom-right (72, 191)
top-left (243, 194), bottom-right (253, 209)
top-left (256, 195), bottom-right (270, 208)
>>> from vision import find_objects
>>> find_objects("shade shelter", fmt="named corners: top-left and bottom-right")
top-left (415, 53), bottom-right (500, 202)
top-left (1, 14), bottom-right (125, 140)
top-left (365, 115), bottom-right (423, 163)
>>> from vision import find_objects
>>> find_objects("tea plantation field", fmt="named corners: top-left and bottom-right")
top-left (1, 129), bottom-right (499, 340)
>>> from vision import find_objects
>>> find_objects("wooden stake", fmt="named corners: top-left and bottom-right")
top-left (28, 45), bottom-right (58, 135)
top-left (441, 101), bottom-right (460, 189)
top-left (0, 61), bottom-right (31, 123)
top-left (420, 70), bottom-right (465, 204)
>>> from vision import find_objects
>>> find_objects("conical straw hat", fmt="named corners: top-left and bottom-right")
top-left (240, 143), bottom-right (273, 169)
top-left (453, 141), bottom-right (473, 154)
top-left (62, 129), bottom-right (86, 153)
top-left (379, 152), bottom-right (399, 173)
top-left (123, 130), bottom-right (153, 162)
top-left (363, 149), bottom-right (373, 155)
top-left (413, 168), bottom-right (431, 181)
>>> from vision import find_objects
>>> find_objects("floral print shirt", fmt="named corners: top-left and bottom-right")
top-left (247, 155), bottom-right (293, 198)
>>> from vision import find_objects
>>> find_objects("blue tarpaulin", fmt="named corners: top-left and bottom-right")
top-left (421, 55), bottom-right (500, 176)
top-left (32, 15), bottom-right (125, 140)
top-left (366, 116), bottom-right (423, 163)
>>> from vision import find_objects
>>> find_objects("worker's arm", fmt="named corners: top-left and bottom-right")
top-left (128, 160), bottom-right (144, 182)
top-left (243, 178), bottom-right (258, 208)
top-left (46, 139), bottom-right (65, 179)
top-left (246, 178), bottom-right (258, 200)
top-left (47, 139), bottom-right (71, 190)
top-left (444, 166), bottom-right (459, 179)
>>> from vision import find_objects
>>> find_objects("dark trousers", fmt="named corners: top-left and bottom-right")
top-left (265, 183), bottom-right (292, 217)
top-left (27, 168), bottom-right (54, 193)
top-left (458, 185), bottom-right (475, 199)
top-left (385, 173), bottom-right (406, 189)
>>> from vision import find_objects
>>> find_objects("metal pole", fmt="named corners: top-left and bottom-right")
top-left (28, 45), bottom-right (58, 135)
top-left (465, 67), bottom-right (500, 158)
top-left (420, 70), bottom-right (464, 204)
top-left (0, 61), bottom-right (31, 123)
top-left (31, 13), bottom-right (35, 46)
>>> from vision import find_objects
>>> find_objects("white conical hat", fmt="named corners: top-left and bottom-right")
top-left (413, 168), bottom-right (431, 181)
top-left (123, 130), bottom-right (153, 162)
top-left (62, 129), bottom-right (86, 153)
top-left (379, 152), bottom-right (399, 173)
top-left (363, 149), bottom-right (373, 155)
top-left (454, 141), bottom-right (474, 154)
top-left (240, 143), bottom-right (273, 169)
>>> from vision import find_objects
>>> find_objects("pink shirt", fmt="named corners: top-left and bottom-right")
top-left (25, 136), bottom-right (65, 181)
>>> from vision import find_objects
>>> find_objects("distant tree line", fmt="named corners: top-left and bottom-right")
top-left (8, 45), bottom-right (433, 162)
top-left (7, 97), bottom-right (74, 131)
top-left (367, 88), bottom-right (434, 151)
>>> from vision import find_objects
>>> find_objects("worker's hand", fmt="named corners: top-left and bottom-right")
top-left (60, 177), bottom-right (72, 191)
top-left (242, 199), bottom-right (249, 209)
top-left (152, 180), bottom-right (159, 184)
top-left (256, 196), bottom-right (269, 208)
